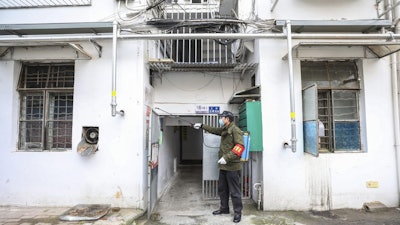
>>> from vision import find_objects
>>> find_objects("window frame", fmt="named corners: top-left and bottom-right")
top-left (17, 63), bottom-right (74, 152)
top-left (301, 60), bottom-right (365, 155)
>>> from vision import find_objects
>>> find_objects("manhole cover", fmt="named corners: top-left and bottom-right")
top-left (59, 204), bottom-right (111, 221)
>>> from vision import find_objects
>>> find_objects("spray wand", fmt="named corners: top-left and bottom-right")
top-left (154, 107), bottom-right (194, 126)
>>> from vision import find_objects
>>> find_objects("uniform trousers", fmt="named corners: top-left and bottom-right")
top-left (218, 169), bottom-right (243, 214)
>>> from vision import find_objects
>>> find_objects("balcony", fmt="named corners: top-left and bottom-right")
top-left (147, 0), bottom-right (257, 74)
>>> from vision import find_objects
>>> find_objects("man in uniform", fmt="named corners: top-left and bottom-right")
top-left (193, 111), bottom-right (244, 223)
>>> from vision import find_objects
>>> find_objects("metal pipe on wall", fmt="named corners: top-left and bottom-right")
top-left (390, 44), bottom-right (400, 205)
top-left (392, 0), bottom-right (400, 206)
top-left (5, 33), bottom-right (400, 43)
top-left (111, 21), bottom-right (124, 117)
top-left (285, 20), bottom-right (297, 153)
top-left (271, 0), bottom-right (279, 12)
top-left (111, 21), bottom-right (118, 116)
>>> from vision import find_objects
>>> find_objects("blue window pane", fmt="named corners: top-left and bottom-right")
top-left (304, 121), bottom-right (318, 156)
top-left (334, 121), bottom-right (360, 150)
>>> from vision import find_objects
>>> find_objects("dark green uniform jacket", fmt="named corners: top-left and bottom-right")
top-left (202, 122), bottom-right (244, 171)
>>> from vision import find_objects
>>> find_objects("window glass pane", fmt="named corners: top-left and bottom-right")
top-left (302, 84), bottom-right (319, 156)
top-left (48, 65), bottom-right (74, 88)
top-left (21, 94), bottom-right (44, 120)
top-left (328, 61), bottom-right (359, 89)
top-left (47, 121), bottom-right (72, 150)
top-left (303, 121), bottom-right (319, 156)
top-left (19, 64), bottom-right (74, 89)
top-left (302, 61), bottom-right (359, 89)
top-left (49, 93), bottom-right (74, 120)
top-left (333, 91), bottom-right (358, 120)
top-left (19, 121), bottom-right (43, 150)
top-left (334, 121), bottom-right (360, 150)
top-left (23, 66), bottom-right (50, 89)
top-left (301, 61), bottom-right (330, 88)
top-left (302, 84), bottom-right (318, 121)
top-left (48, 93), bottom-right (73, 150)
top-left (19, 93), bottom-right (44, 150)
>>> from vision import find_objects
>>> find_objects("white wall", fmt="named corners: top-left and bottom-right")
top-left (153, 71), bottom-right (251, 116)
top-left (0, 39), bottom-right (148, 208)
top-left (157, 126), bottom-right (180, 197)
top-left (259, 38), bottom-right (399, 210)
top-left (0, 1), bottom-right (120, 23)
top-left (1, 0), bottom-right (398, 211)
top-left (257, 0), bottom-right (377, 20)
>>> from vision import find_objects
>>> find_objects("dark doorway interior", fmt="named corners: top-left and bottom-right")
top-left (179, 126), bottom-right (203, 165)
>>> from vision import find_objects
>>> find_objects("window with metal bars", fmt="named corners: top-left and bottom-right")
top-left (18, 63), bottom-right (74, 151)
top-left (301, 60), bottom-right (362, 156)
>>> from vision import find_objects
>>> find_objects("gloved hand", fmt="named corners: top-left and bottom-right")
top-left (193, 123), bottom-right (202, 129)
top-left (217, 157), bottom-right (227, 164)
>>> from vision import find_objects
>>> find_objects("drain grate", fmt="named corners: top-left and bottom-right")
top-left (59, 204), bottom-right (111, 221)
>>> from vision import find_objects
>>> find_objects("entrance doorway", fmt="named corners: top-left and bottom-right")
top-left (147, 113), bottom-right (252, 217)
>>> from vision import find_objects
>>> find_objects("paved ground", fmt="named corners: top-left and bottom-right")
top-left (1, 165), bottom-right (400, 225)
top-left (136, 165), bottom-right (400, 225)
top-left (0, 206), bottom-right (144, 225)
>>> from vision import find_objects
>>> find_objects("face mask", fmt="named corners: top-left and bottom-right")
top-left (219, 118), bottom-right (224, 127)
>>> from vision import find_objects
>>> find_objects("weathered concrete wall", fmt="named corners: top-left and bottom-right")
top-left (0, 40), bottom-right (148, 208)
top-left (258, 38), bottom-right (399, 210)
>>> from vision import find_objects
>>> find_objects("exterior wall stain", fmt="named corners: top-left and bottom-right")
top-left (307, 157), bottom-right (332, 211)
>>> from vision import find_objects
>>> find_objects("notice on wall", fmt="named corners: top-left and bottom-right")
top-left (195, 105), bottom-right (220, 114)
top-left (195, 105), bottom-right (208, 114)
top-left (208, 106), bottom-right (220, 114)
top-left (150, 143), bottom-right (159, 169)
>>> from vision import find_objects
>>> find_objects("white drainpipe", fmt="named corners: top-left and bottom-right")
top-left (5, 33), bottom-right (400, 43)
top-left (392, 0), bottom-right (400, 206)
top-left (111, 21), bottom-right (124, 117)
top-left (285, 20), bottom-right (297, 153)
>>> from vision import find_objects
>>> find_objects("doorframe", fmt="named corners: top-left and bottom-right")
top-left (147, 109), bottom-right (161, 218)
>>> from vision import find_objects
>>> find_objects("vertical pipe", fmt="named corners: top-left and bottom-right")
top-left (392, 0), bottom-right (400, 206)
top-left (189, 13), bottom-right (192, 63)
top-left (271, 0), bottom-right (279, 12)
top-left (391, 47), bottom-right (400, 205)
top-left (111, 20), bottom-right (118, 117)
top-left (385, 0), bottom-right (393, 20)
top-left (286, 20), bottom-right (297, 152)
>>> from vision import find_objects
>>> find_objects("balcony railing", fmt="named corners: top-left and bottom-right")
top-left (148, 3), bottom-right (238, 64)
top-left (147, 1), bottom-right (257, 73)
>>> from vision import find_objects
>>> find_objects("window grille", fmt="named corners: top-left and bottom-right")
top-left (18, 63), bottom-right (74, 151)
top-left (302, 61), bottom-right (361, 154)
